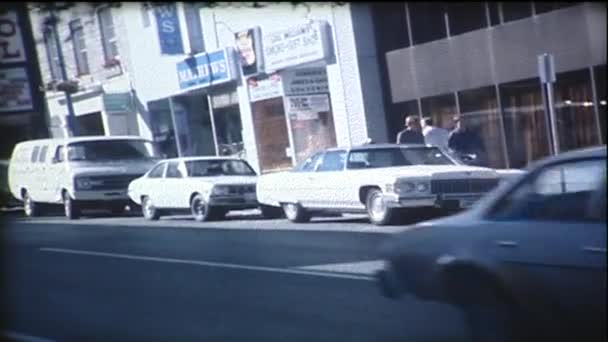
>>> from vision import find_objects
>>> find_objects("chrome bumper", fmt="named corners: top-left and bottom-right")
top-left (382, 193), bottom-right (483, 209)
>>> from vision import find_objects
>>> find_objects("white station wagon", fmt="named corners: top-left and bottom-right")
top-left (256, 144), bottom-right (524, 225)
top-left (128, 157), bottom-right (281, 221)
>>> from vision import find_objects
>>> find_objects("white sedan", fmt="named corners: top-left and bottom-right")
top-left (128, 157), bottom-right (283, 221)
top-left (256, 144), bottom-right (524, 225)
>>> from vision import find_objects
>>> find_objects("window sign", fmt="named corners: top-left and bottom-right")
top-left (154, 3), bottom-right (184, 55)
top-left (176, 48), bottom-right (238, 90)
top-left (0, 10), bottom-right (26, 64)
top-left (0, 67), bottom-right (32, 112)
top-left (282, 67), bottom-right (329, 96)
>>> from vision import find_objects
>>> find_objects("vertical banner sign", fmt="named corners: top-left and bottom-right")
top-left (234, 26), bottom-right (264, 77)
top-left (0, 10), bottom-right (26, 64)
top-left (154, 4), bottom-right (184, 55)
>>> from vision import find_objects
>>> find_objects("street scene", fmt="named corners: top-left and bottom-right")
top-left (0, 2), bottom-right (606, 342)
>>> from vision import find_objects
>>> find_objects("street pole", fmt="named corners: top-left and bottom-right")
top-left (538, 53), bottom-right (559, 155)
top-left (49, 6), bottom-right (79, 137)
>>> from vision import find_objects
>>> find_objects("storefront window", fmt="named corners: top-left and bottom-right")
top-left (286, 95), bottom-right (337, 163)
top-left (421, 93), bottom-right (458, 133)
top-left (172, 94), bottom-right (216, 157)
top-left (553, 69), bottom-right (600, 152)
top-left (594, 65), bottom-right (606, 144)
top-left (148, 98), bottom-right (177, 158)
top-left (251, 97), bottom-right (292, 172)
top-left (211, 90), bottom-right (244, 157)
top-left (457, 86), bottom-right (507, 168)
top-left (499, 77), bottom-right (550, 168)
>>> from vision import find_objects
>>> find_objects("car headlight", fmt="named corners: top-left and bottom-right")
top-left (416, 182), bottom-right (429, 192)
top-left (396, 182), bottom-right (415, 194)
top-left (212, 186), bottom-right (229, 195)
top-left (75, 177), bottom-right (92, 190)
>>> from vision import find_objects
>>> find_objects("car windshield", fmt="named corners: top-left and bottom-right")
top-left (66, 140), bottom-right (158, 161)
top-left (185, 159), bottom-right (256, 177)
top-left (347, 147), bottom-right (456, 169)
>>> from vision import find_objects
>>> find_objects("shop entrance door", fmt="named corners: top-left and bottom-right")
top-left (251, 97), bottom-right (292, 172)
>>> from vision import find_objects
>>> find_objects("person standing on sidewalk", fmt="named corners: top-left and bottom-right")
top-left (421, 116), bottom-right (449, 149)
top-left (396, 115), bottom-right (425, 145)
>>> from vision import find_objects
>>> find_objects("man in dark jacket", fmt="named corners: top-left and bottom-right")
top-left (448, 115), bottom-right (487, 165)
top-left (396, 115), bottom-right (425, 145)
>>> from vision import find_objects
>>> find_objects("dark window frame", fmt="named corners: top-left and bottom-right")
top-left (148, 163), bottom-right (167, 179)
top-left (166, 161), bottom-right (183, 178)
top-left (69, 19), bottom-right (90, 75)
top-left (316, 150), bottom-right (347, 172)
top-left (98, 6), bottom-right (119, 63)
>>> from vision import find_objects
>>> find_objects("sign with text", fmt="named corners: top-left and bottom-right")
top-left (0, 67), bottom-right (32, 112)
top-left (154, 4), bottom-right (184, 55)
top-left (263, 21), bottom-right (334, 72)
top-left (0, 10), bottom-right (26, 63)
top-left (248, 74), bottom-right (283, 102)
top-left (103, 92), bottom-right (133, 114)
top-left (282, 67), bottom-right (329, 95)
top-left (287, 94), bottom-right (330, 114)
top-left (176, 48), bottom-right (237, 90)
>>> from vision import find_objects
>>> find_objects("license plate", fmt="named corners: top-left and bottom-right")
top-left (460, 198), bottom-right (477, 208)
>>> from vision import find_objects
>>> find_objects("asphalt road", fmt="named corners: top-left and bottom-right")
top-left (1, 210), bottom-right (469, 342)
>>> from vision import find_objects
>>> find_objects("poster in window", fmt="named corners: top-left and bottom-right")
top-left (0, 67), bottom-right (33, 112)
top-left (235, 27), bottom-right (264, 77)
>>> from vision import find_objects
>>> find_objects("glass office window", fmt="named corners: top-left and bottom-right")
top-left (487, 2), bottom-right (501, 26)
top-left (458, 86), bottom-right (507, 168)
top-left (372, 2), bottom-right (410, 49)
top-left (500, 78), bottom-right (550, 168)
top-left (389, 100), bottom-right (420, 143)
top-left (408, 3), bottom-right (447, 45)
top-left (172, 94), bottom-right (216, 157)
top-left (448, 2), bottom-right (488, 36)
top-left (421, 93), bottom-right (458, 133)
top-left (501, 2), bottom-right (532, 22)
top-left (534, 2), bottom-right (576, 14)
top-left (594, 65), bottom-right (606, 143)
top-left (148, 99), bottom-right (177, 158)
top-left (553, 69), bottom-right (600, 152)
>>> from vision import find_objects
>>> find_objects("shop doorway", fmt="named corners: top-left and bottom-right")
top-left (76, 112), bottom-right (104, 136)
top-left (251, 97), bottom-right (292, 172)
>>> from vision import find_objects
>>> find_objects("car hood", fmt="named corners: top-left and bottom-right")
top-left (70, 160), bottom-right (157, 178)
top-left (363, 164), bottom-right (499, 180)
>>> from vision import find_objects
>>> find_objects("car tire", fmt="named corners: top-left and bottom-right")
top-left (365, 189), bottom-right (393, 225)
top-left (191, 194), bottom-right (212, 222)
top-left (142, 196), bottom-right (160, 221)
top-left (23, 191), bottom-right (39, 217)
top-left (63, 191), bottom-right (80, 220)
top-left (282, 202), bottom-right (310, 223)
top-left (260, 204), bottom-right (284, 219)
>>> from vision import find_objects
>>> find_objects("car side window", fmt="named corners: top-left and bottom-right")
top-left (55, 146), bottom-right (65, 163)
top-left (166, 162), bottom-right (183, 178)
top-left (148, 163), bottom-right (166, 179)
top-left (295, 153), bottom-right (323, 172)
top-left (30, 146), bottom-right (40, 163)
top-left (38, 145), bottom-right (48, 163)
top-left (317, 150), bottom-right (346, 172)
top-left (489, 158), bottom-right (606, 222)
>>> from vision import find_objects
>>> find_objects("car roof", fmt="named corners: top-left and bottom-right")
top-left (17, 135), bottom-right (150, 145)
top-left (160, 156), bottom-right (244, 163)
top-left (325, 143), bottom-right (430, 153)
top-left (528, 145), bottom-right (606, 170)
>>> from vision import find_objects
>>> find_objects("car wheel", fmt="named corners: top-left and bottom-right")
top-left (63, 191), bottom-right (80, 220)
top-left (282, 202), bottom-right (310, 223)
top-left (260, 204), bottom-right (284, 219)
top-left (191, 194), bottom-right (211, 222)
top-left (23, 191), bottom-right (39, 217)
top-left (142, 196), bottom-right (159, 221)
top-left (366, 189), bottom-right (393, 225)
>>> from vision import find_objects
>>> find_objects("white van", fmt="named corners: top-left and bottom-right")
top-left (8, 136), bottom-right (159, 219)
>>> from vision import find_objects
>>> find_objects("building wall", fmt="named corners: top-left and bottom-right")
top-left (386, 3), bottom-right (606, 102)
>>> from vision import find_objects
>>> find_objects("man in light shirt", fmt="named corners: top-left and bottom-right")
top-left (421, 117), bottom-right (449, 149)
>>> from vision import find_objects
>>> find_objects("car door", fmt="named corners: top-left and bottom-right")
top-left (309, 150), bottom-right (347, 208)
top-left (480, 157), bottom-right (606, 327)
top-left (143, 162), bottom-right (167, 208)
top-left (164, 161), bottom-right (187, 209)
top-left (288, 152), bottom-right (323, 206)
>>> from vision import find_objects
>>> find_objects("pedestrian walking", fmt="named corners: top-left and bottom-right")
top-left (396, 115), bottom-right (425, 145)
top-left (448, 115), bottom-right (487, 165)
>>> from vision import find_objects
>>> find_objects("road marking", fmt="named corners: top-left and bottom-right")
top-left (294, 260), bottom-right (385, 275)
top-left (39, 247), bottom-right (375, 282)
top-left (2, 331), bottom-right (55, 342)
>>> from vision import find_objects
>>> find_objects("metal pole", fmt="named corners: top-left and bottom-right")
top-left (50, 6), bottom-right (79, 137)
top-left (168, 97), bottom-right (183, 157)
top-left (206, 93), bottom-right (220, 156)
top-left (546, 81), bottom-right (560, 155)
